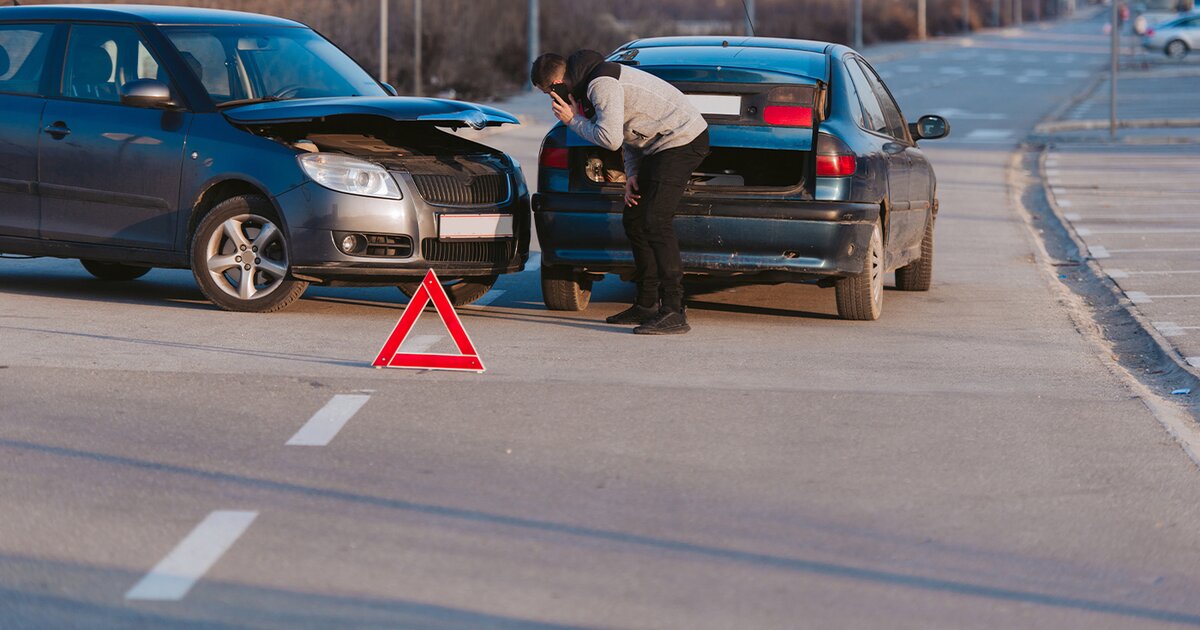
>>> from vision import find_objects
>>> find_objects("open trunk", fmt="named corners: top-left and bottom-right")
top-left (571, 145), bottom-right (810, 196)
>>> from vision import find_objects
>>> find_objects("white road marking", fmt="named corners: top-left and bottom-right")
top-left (1153, 322), bottom-right (1187, 337)
top-left (1089, 245), bottom-right (1110, 259)
top-left (962, 129), bottom-right (1014, 142)
top-left (287, 394), bottom-right (371, 446)
top-left (1106, 268), bottom-right (1130, 278)
top-left (934, 108), bottom-right (1008, 120)
top-left (1121, 269), bottom-right (1200, 275)
top-left (1108, 248), bottom-right (1200, 254)
top-left (524, 252), bottom-right (542, 272)
top-left (1188, 357), bottom-right (1200, 368)
top-left (1143, 294), bottom-right (1200, 300)
top-left (1023, 69), bottom-right (1049, 77)
top-left (1076, 227), bottom-right (1092, 236)
top-left (1127, 291), bottom-right (1152, 304)
top-left (981, 68), bottom-right (1007, 76)
top-left (470, 290), bottom-right (506, 307)
top-left (1085, 228), bottom-right (1200, 235)
top-left (1052, 187), bottom-right (1068, 197)
top-left (1065, 212), bottom-right (1082, 221)
top-left (125, 511), bottom-right (258, 601)
top-left (402, 335), bottom-right (443, 353)
top-left (1058, 199), bottom-right (1073, 208)
top-left (1045, 168), bottom-right (1061, 178)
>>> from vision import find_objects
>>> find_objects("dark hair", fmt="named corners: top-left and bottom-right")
top-left (530, 53), bottom-right (566, 89)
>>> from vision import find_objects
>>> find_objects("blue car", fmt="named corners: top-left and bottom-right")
top-left (533, 37), bottom-right (948, 320)
top-left (0, 4), bottom-right (528, 312)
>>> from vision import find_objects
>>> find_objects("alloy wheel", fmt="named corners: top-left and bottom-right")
top-left (203, 213), bottom-right (289, 301)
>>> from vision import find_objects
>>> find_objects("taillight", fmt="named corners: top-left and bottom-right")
top-left (540, 146), bottom-right (568, 170)
top-left (815, 133), bottom-right (857, 177)
top-left (1146, 28), bottom-right (1155, 35)
top-left (764, 105), bottom-right (814, 127)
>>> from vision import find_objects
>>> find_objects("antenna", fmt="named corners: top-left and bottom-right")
top-left (740, 0), bottom-right (755, 37)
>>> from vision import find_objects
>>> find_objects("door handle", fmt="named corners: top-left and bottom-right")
top-left (43, 122), bottom-right (71, 139)
top-left (883, 142), bottom-right (905, 155)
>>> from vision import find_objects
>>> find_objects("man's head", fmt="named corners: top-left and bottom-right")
top-left (530, 53), bottom-right (566, 93)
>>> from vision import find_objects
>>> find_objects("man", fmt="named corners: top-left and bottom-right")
top-left (531, 50), bottom-right (709, 335)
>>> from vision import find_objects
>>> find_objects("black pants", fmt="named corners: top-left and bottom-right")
top-left (623, 129), bottom-right (709, 312)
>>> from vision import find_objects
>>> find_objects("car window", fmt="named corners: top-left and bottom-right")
top-left (166, 31), bottom-right (241, 101)
top-left (856, 59), bottom-right (910, 142)
top-left (844, 58), bottom-right (888, 135)
top-left (0, 24), bottom-right (55, 96)
top-left (63, 24), bottom-right (168, 103)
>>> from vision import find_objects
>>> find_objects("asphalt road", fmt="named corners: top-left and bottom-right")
top-left (4, 11), bottom-right (1200, 629)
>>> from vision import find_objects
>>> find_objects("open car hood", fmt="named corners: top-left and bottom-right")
top-left (222, 97), bottom-right (519, 129)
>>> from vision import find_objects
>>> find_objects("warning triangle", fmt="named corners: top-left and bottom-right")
top-left (372, 269), bottom-right (484, 372)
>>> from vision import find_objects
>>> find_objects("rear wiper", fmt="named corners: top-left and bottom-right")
top-left (217, 96), bottom-right (290, 109)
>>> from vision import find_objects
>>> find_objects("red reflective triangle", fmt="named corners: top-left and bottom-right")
top-left (372, 269), bottom-right (484, 372)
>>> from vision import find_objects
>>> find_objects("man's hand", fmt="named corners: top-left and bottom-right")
top-left (551, 92), bottom-right (576, 125)
top-left (624, 175), bottom-right (640, 207)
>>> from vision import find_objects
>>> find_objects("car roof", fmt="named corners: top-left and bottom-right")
top-left (0, 4), bottom-right (303, 27)
top-left (614, 37), bottom-right (836, 82)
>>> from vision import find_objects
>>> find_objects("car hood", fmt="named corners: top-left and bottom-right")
top-left (222, 97), bottom-right (519, 129)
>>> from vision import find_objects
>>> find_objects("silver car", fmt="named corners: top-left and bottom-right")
top-left (1143, 13), bottom-right (1200, 57)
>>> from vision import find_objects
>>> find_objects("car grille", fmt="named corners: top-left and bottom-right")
top-left (421, 238), bottom-right (515, 265)
top-left (363, 234), bottom-right (413, 258)
top-left (411, 172), bottom-right (509, 206)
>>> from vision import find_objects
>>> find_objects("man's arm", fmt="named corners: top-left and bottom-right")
top-left (566, 78), bottom-right (623, 152)
top-left (623, 144), bottom-right (643, 180)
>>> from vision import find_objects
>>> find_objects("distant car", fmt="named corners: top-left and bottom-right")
top-left (1131, 0), bottom-right (1195, 34)
top-left (0, 5), bottom-right (529, 312)
top-left (533, 37), bottom-right (948, 321)
top-left (1143, 13), bottom-right (1200, 57)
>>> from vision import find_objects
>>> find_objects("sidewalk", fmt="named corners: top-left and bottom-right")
top-left (1037, 62), bottom-right (1200, 381)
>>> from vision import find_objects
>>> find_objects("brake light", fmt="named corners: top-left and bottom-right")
top-left (763, 105), bottom-right (814, 127)
top-left (540, 146), bottom-right (568, 169)
top-left (1146, 27), bottom-right (1155, 35)
top-left (815, 133), bottom-right (857, 177)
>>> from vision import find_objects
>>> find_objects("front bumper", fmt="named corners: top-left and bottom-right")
top-left (276, 181), bottom-right (531, 284)
top-left (533, 192), bottom-right (879, 281)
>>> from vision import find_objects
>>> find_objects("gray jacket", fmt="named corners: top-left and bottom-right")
top-left (566, 65), bottom-right (707, 180)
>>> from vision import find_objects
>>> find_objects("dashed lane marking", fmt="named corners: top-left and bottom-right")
top-left (125, 511), bottom-right (258, 601)
top-left (1075, 228), bottom-right (1200, 235)
top-left (1106, 268), bottom-right (1129, 278)
top-left (1153, 322), bottom-right (1187, 337)
top-left (1089, 245), bottom-right (1110, 259)
top-left (1188, 357), bottom-right (1200, 368)
top-left (1108, 248), bottom-right (1200, 254)
top-left (1127, 291), bottom-right (1152, 304)
top-left (1065, 212), bottom-right (1082, 221)
top-left (1117, 269), bottom-right (1200, 276)
top-left (287, 394), bottom-right (371, 446)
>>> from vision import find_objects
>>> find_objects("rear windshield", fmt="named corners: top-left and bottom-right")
top-left (162, 25), bottom-right (385, 104)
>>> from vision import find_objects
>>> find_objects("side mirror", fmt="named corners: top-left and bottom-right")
top-left (120, 79), bottom-right (174, 108)
top-left (909, 115), bottom-right (950, 141)
top-left (381, 82), bottom-right (399, 97)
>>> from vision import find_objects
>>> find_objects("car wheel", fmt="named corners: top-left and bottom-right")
top-left (190, 194), bottom-right (308, 313)
top-left (541, 265), bottom-right (592, 311)
top-left (894, 214), bottom-right (934, 292)
top-left (397, 276), bottom-right (497, 307)
top-left (835, 220), bottom-right (883, 321)
top-left (1166, 39), bottom-right (1189, 59)
top-left (80, 260), bottom-right (151, 281)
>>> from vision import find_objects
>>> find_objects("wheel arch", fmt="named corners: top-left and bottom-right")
top-left (186, 178), bottom-right (287, 254)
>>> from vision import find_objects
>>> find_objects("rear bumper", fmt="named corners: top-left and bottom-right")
top-left (533, 192), bottom-right (879, 280)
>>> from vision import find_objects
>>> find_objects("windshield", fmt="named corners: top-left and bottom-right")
top-left (162, 26), bottom-right (386, 106)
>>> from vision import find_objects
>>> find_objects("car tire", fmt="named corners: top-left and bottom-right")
top-left (1166, 39), bottom-right (1189, 59)
top-left (397, 276), bottom-right (497, 307)
top-left (835, 221), bottom-right (883, 321)
top-left (190, 194), bottom-right (308, 313)
top-left (894, 214), bottom-right (934, 292)
top-left (541, 264), bottom-right (592, 311)
top-left (80, 260), bottom-right (151, 282)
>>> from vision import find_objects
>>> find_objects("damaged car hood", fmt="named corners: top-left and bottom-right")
top-left (222, 97), bottom-right (519, 129)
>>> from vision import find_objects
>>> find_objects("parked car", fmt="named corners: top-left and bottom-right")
top-left (1131, 0), bottom-right (1195, 34)
top-left (533, 37), bottom-right (948, 321)
top-left (0, 5), bottom-right (529, 312)
top-left (1142, 12), bottom-right (1200, 57)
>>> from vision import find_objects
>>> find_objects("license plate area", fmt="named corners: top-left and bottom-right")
top-left (438, 214), bottom-right (514, 240)
top-left (686, 94), bottom-right (742, 116)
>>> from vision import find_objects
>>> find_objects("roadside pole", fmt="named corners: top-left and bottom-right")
top-left (919, 0), bottom-right (928, 40)
top-left (527, 0), bottom-right (539, 91)
top-left (744, 0), bottom-right (755, 36)
top-left (378, 0), bottom-right (387, 83)
top-left (964, 0), bottom-right (971, 32)
top-left (1110, 0), bottom-right (1119, 139)
top-left (853, 0), bottom-right (864, 49)
top-left (413, 0), bottom-right (422, 96)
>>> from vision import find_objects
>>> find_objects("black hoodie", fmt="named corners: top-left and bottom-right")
top-left (563, 49), bottom-right (622, 119)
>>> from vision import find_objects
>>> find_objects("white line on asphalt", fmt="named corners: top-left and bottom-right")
top-left (471, 290), bottom-right (505, 307)
top-left (1067, 70), bottom-right (1090, 78)
top-left (1075, 228), bottom-right (1200, 235)
top-left (1108, 248), bottom-right (1200, 254)
top-left (1121, 269), bottom-right (1200, 275)
top-left (1143, 294), bottom-right (1200, 300)
top-left (1051, 187), bottom-right (1067, 197)
top-left (1076, 227), bottom-right (1092, 236)
top-left (403, 335), bottom-right (443, 353)
top-left (1189, 357), bottom-right (1200, 368)
top-left (524, 252), bottom-right (542, 272)
top-left (1045, 168), bottom-right (1060, 178)
top-left (286, 394), bottom-right (371, 446)
top-left (1106, 268), bottom-right (1129, 278)
top-left (1058, 199), bottom-right (1073, 208)
top-left (1090, 245), bottom-right (1110, 259)
top-left (1153, 322), bottom-right (1186, 337)
top-left (125, 511), bottom-right (258, 601)
top-left (1065, 212), bottom-right (1082, 221)
top-left (1126, 291), bottom-right (1152, 304)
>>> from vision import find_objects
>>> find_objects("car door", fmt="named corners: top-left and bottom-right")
top-left (856, 58), bottom-right (928, 260)
top-left (38, 23), bottom-right (191, 250)
top-left (0, 23), bottom-right (58, 239)
top-left (843, 58), bottom-right (911, 239)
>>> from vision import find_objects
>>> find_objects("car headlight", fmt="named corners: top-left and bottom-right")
top-left (298, 153), bottom-right (402, 199)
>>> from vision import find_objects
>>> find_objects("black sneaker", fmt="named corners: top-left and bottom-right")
top-left (633, 309), bottom-right (690, 335)
top-left (606, 304), bottom-right (660, 325)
